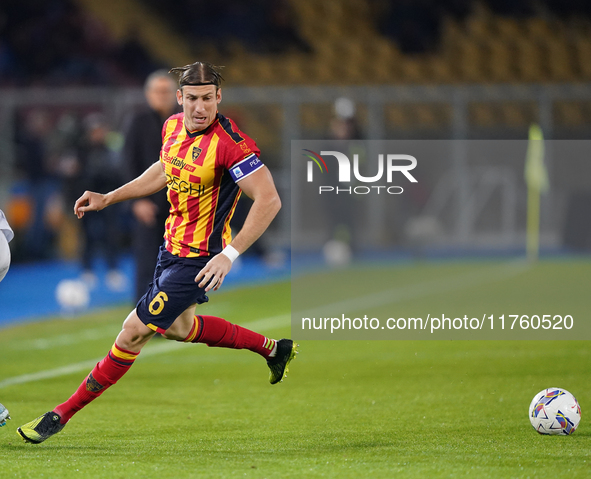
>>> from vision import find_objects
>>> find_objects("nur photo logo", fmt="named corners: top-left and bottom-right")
top-left (302, 149), bottom-right (329, 179)
top-left (301, 149), bottom-right (418, 195)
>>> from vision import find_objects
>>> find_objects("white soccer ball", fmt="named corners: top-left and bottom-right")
top-left (55, 279), bottom-right (90, 311)
top-left (529, 387), bottom-right (581, 435)
top-left (323, 239), bottom-right (352, 267)
top-left (0, 402), bottom-right (10, 427)
top-left (0, 230), bottom-right (10, 282)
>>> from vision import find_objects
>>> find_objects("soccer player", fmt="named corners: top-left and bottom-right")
top-left (17, 61), bottom-right (297, 444)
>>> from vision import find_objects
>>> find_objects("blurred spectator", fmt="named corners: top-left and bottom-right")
top-left (77, 113), bottom-right (127, 290)
top-left (122, 70), bottom-right (178, 303)
top-left (13, 109), bottom-right (59, 260)
top-left (51, 112), bottom-right (87, 260)
top-left (323, 98), bottom-right (363, 263)
top-left (329, 97), bottom-right (363, 141)
top-left (52, 113), bottom-right (85, 207)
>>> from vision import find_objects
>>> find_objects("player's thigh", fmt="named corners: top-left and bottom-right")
top-left (162, 303), bottom-right (198, 340)
top-left (136, 247), bottom-right (209, 334)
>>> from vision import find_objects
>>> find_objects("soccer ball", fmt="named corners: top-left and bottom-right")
top-left (322, 239), bottom-right (352, 267)
top-left (0, 403), bottom-right (10, 427)
top-left (55, 279), bottom-right (90, 311)
top-left (529, 388), bottom-right (581, 435)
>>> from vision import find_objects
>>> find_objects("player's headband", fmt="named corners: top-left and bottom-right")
top-left (180, 81), bottom-right (217, 87)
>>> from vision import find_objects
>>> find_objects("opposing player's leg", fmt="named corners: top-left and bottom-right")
top-left (17, 310), bottom-right (154, 444)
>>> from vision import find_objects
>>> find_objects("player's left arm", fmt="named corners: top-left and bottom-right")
top-left (195, 165), bottom-right (281, 292)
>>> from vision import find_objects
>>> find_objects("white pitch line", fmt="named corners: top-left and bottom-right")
top-left (0, 315), bottom-right (289, 389)
top-left (0, 359), bottom-right (101, 390)
top-left (9, 325), bottom-right (120, 351)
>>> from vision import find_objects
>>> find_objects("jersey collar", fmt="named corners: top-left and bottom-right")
top-left (184, 112), bottom-right (221, 138)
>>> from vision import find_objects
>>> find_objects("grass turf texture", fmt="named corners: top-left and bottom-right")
top-left (0, 260), bottom-right (589, 478)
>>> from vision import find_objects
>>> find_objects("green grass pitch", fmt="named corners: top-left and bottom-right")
top-left (0, 259), bottom-right (590, 478)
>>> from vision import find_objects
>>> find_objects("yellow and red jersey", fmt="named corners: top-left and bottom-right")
top-left (159, 112), bottom-right (262, 257)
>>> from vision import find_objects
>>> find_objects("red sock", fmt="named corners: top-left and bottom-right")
top-left (182, 315), bottom-right (275, 358)
top-left (54, 343), bottom-right (139, 424)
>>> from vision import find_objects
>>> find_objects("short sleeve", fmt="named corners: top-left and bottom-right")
top-left (219, 117), bottom-right (263, 183)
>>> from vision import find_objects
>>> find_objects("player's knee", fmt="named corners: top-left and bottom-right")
top-left (116, 310), bottom-right (155, 350)
top-left (161, 330), bottom-right (177, 341)
top-left (161, 326), bottom-right (184, 341)
top-left (116, 329), bottom-right (150, 351)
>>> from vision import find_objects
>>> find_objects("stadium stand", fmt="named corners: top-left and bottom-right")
top-left (3, 0), bottom-right (591, 88)
top-left (0, 0), bottom-right (161, 86)
top-left (129, 0), bottom-right (591, 86)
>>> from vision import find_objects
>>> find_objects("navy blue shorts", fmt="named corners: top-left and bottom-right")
top-left (136, 246), bottom-right (210, 333)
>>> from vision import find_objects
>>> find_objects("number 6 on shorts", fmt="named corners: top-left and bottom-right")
top-left (149, 291), bottom-right (169, 315)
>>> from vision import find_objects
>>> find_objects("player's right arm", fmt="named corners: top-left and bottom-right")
top-left (74, 161), bottom-right (167, 219)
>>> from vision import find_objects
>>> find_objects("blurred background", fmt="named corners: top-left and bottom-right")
top-left (1, 0), bottom-right (591, 324)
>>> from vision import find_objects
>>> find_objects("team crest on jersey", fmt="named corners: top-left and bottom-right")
top-left (192, 146), bottom-right (203, 162)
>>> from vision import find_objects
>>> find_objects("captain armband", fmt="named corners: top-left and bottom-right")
top-left (228, 154), bottom-right (264, 183)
